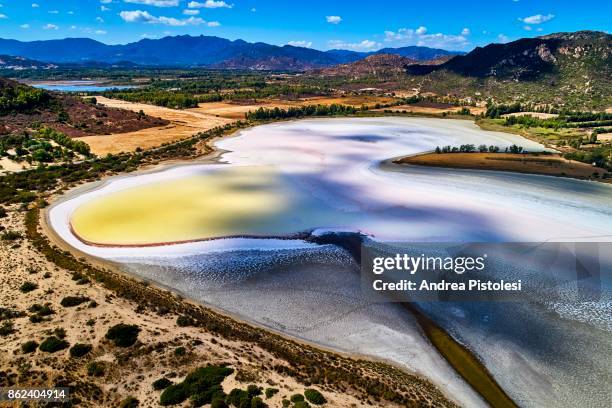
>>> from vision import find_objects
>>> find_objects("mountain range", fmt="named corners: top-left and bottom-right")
top-left (0, 35), bottom-right (460, 69)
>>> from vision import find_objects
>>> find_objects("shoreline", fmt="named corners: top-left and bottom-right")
top-left (41, 114), bottom-right (555, 407)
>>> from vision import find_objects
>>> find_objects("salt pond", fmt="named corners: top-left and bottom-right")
top-left (49, 118), bottom-right (612, 407)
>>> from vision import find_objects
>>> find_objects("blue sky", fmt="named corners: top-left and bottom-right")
top-left (0, 0), bottom-right (610, 51)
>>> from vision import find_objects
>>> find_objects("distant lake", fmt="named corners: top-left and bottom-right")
top-left (31, 81), bottom-right (136, 92)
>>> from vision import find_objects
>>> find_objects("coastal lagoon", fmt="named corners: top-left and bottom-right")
top-left (49, 118), bottom-right (612, 407)
top-left (31, 81), bottom-right (136, 92)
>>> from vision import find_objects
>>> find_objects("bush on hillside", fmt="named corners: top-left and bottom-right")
top-left (105, 323), bottom-right (140, 347)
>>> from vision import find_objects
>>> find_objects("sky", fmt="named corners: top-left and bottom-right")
top-left (0, 0), bottom-right (610, 51)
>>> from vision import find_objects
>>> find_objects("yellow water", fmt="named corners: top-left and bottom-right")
top-left (70, 167), bottom-right (297, 245)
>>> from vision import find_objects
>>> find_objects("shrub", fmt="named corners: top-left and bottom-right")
top-left (87, 361), bottom-right (105, 377)
top-left (174, 346), bottom-right (186, 356)
top-left (264, 388), bottom-right (279, 399)
top-left (290, 394), bottom-right (305, 403)
top-left (0, 206), bottom-right (6, 218)
top-left (251, 397), bottom-right (267, 408)
top-left (60, 296), bottom-right (90, 307)
top-left (53, 327), bottom-right (67, 339)
top-left (159, 365), bottom-right (233, 406)
top-left (21, 340), bottom-right (38, 353)
top-left (119, 396), bottom-right (139, 408)
top-left (226, 389), bottom-right (250, 408)
top-left (293, 402), bottom-right (311, 408)
top-left (0, 321), bottom-right (15, 336)
top-left (304, 389), bottom-right (326, 405)
top-left (19, 281), bottom-right (38, 293)
top-left (29, 303), bottom-right (54, 316)
top-left (1, 230), bottom-right (21, 240)
top-left (70, 343), bottom-right (92, 358)
top-left (247, 385), bottom-right (262, 398)
top-left (176, 315), bottom-right (195, 327)
top-left (211, 396), bottom-right (228, 408)
top-left (152, 378), bottom-right (173, 391)
top-left (105, 323), bottom-right (140, 347)
top-left (39, 336), bottom-right (69, 353)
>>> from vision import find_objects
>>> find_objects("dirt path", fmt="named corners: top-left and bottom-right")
top-left (75, 96), bottom-right (234, 155)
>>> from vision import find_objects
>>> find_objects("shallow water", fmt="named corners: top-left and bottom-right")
top-left (32, 81), bottom-right (135, 92)
top-left (49, 117), bottom-right (612, 407)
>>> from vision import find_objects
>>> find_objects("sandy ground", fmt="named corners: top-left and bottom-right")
top-left (194, 95), bottom-right (397, 119)
top-left (398, 152), bottom-right (609, 180)
top-left (0, 157), bottom-right (31, 175)
top-left (75, 97), bottom-right (234, 155)
top-left (597, 132), bottom-right (612, 142)
top-left (0, 205), bottom-right (370, 408)
top-left (374, 105), bottom-right (486, 115)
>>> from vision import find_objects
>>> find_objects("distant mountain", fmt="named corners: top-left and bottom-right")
top-left (0, 35), bottom-right (461, 70)
top-left (325, 46), bottom-right (461, 64)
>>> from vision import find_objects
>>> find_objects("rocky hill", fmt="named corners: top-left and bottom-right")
top-left (408, 31), bottom-right (611, 80)
top-left (0, 78), bottom-right (167, 137)
top-left (319, 54), bottom-right (418, 78)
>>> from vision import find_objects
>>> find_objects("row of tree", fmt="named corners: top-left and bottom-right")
top-left (245, 104), bottom-right (357, 120)
top-left (435, 144), bottom-right (524, 153)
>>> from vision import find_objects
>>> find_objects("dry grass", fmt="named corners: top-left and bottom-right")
top-left (502, 112), bottom-right (559, 119)
top-left (397, 152), bottom-right (610, 181)
top-left (194, 95), bottom-right (397, 119)
top-left (375, 104), bottom-right (486, 115)
top-left (597, 133), bottom-right (612, 142)
top-left (0, 205), bottom-right (372, 407)
top-left (75, 97), bottom-right (234, 155)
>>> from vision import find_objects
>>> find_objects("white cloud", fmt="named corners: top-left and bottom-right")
top-left (384, 27), bottom-right (469, 49)
top-left (287, 40), bottom-right (313, 48)
top-left (183, 9), bottom-right (199, 15)
top-left (250, 7), bottom-right (256, 12)
top-left (101, 6), bottom-right (111, 11)
top-left (497, 34), bottom-right (510, 43)
top-left (328, 39), bottom-right (380, 51)
top-left (43, 23), bottom-right (59, 30)
top-left (96, 16), bottom-right (105, 23)
top-left (119, 9), bottom-right (209, 26)
top-left (461, 27), bottom-right (470, 36)
top-left (124, 0), bottom-right (179, 7)
top-left (188, 0), bottom-right (232, 8)
top-left (523, 25), bottom-right (532, 31)
top-left (326, 15), bottom-right (342, 24)
top-left (100, 0), bottom-right (113, 3)
top-left (0, 13), bottom-right (6, 19)
top-left (31, 3), bottom-right (39, 8)
top-left (520, 13), bottom-right (554, 25)
top-left (20, 24), bottom-right (30, 29)
top-left (95, 30), bottom-right (107, 35)
top-left (415, 26), bottom-right (427, 35)
top-left (68, 11), bottom-right (75, 15)
top-left (49, 10), bottom-right (59, 14)
top-left (207, 21), bottom-right (220, 27)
